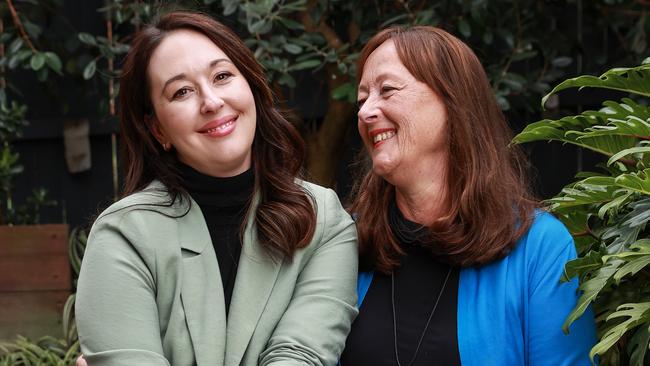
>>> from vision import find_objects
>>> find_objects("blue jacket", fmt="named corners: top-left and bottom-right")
top-left (356, 212), bottom-right (597, 365)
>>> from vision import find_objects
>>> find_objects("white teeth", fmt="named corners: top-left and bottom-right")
top-left (372, 130), bottom-right (396, 144)
top-left (206, 120), bottom-right (234, 133)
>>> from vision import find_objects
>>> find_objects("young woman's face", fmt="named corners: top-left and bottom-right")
top-left (357, 40), bottom-right (448, 186)
top-left (148, 29), bottom-right (256, 177)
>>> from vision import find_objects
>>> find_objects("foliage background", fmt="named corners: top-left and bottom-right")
top-left (4, 0), bottom-right (649, 229)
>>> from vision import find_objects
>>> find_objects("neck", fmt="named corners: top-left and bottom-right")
top-left (393, 161), bottom-right (448, 225)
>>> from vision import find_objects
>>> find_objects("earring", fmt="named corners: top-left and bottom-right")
top-left (163, 142), bottom-right (171, 151)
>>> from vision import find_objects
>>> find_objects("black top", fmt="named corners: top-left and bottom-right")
top-left (179, 163), bottom-right (254, 314)
top-left (340, 201), bottom-right (461, 366)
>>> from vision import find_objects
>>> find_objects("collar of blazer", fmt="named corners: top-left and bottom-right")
top-left (131, 180), bottom-right (284, 366)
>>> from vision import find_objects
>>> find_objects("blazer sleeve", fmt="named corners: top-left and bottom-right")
top-left (526, 213), bottom-right (597, 366)
top-left (259, 188), bottom-right (359, 366)
top-left (75, 215), bottom-right (170, 366)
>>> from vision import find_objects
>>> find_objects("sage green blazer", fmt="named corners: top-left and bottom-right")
top-left (75, 180), bottom-right (358, 366)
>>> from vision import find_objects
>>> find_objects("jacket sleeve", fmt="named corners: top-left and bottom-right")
top-left (75, 215), bottom-right (170, 366)
top-left (527, 214), bottom-right (597, 366)
top-left (259, 188), bottom-right (359, 366)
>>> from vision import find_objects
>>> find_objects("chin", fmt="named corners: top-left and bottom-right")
top-left (371, 163), bottom-right (394, 181)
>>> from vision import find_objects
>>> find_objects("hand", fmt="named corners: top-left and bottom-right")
top-left (76, 354), bottom-right (88, 366)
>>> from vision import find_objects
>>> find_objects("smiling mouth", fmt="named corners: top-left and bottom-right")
top-left (204, 120), bottom-right (235, 134)
top-left (198, 115), bottom-right (238, 137)
top-left (371, 129), bottom-right (396, 147)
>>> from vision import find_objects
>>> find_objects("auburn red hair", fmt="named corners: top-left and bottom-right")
top-left (350, 26), bottom-right (537, 271)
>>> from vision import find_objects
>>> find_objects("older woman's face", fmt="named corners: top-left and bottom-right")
top-left (357, 40), bottom-right (447, 186)
top-left (148, 29), bottom-right (256, 177)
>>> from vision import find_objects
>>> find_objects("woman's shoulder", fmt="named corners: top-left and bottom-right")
top-left (296, 179), bottom-right (356, 246)
top-left (96, 181), bottom-right (183, 222)
top-left (510, 209), bottom-right (576, 270)
top-left (297, 180), bottom-right (351, 219)
top-left (521, 210), bottom-right (573, 248)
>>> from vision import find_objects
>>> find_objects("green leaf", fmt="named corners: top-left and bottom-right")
top-left (590, 302), bottom-right (650, 362)
top-left (278, 17), bottom-right (304, 30)
top-left (78, 32), bottom-right (97, 46)
top-left (598, 191), bottom-right (632, 219)
top-left (552, 56), bottom-right (573, 68)
top-left (8, 38), bottom-right (23, 54)
top-left (563, 260), bottom-right (622, 334)
top-left (331, 82), bottom-right (356, 102)
top-left (629, 325), bottom-right (650, 366)
top-left (613, 255), bottom-right (650, 283)
top-left (222, 0), bottom-right (239, 16)
top-left (44, 52), bottom-right (62, 74)
top-left (289, 59), bottom-right (321, 71)
top-left (83, 60), bottom-right (96, 80)
top-left (30, 52), bottom-right (45, 71)
top-left (283, 43), bottom-right (302, 55)
top-left (511, 50), bottom-right (537, 62)
top-left (562, 250), bottom-right (604, 281)
top-left (512, 105), bottom-right (640, 157)
top-left (542, 64), bottom-right (650, 108)
top-left (277, 73), bottom-right (296, 88)
top-left (615, 169), bottom-right (650, 196)
top-left (547, 176), bottom-right (618, 210)
top-left (608, 146), bottom-right (650, 166)
top-left (458, 19), bottom-right (471, 38)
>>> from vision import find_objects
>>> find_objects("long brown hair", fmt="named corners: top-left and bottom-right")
top-left (119, 11), bottom-right (315, 258)
top-left (350, 26), bottom-right (537, 272)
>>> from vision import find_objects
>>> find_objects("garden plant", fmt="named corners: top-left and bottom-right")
top-left (514, 60), bottom-right (650, 365)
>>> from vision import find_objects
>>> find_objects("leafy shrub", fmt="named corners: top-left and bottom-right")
top-left (513, 61), bottom-right (650, 365)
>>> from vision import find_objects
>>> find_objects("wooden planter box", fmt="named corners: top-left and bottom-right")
top-left (0, 224), bottom-right (70, 341)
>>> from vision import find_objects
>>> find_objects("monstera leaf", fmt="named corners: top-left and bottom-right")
top-left (512, 98), bottom-right (650, 158)
top-left (516, 62), bottom-right (650, 365)
top-left (541, 63), bottom-right (650, 107)
top-left (590, 302), bottom-right (650, 363)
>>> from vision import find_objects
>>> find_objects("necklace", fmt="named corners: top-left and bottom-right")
top-left (391, 267), bottom-right (452, 366)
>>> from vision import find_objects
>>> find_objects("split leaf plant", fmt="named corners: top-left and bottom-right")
top-left (513, 60), bottom-right (650, 366)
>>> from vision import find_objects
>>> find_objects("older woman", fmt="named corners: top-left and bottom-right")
top-left (340, 26), bottom-right (596, 365)
top-left (75, 11), bottom-right (357, 366)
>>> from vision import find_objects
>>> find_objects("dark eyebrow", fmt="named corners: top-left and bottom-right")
top-left (161, 58), bottom-right (233, 95)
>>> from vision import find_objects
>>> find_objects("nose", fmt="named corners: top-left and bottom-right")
top-left (200, 88), bottom-right (224, 114)
top-left (357, 96), bottom-right (378, 124)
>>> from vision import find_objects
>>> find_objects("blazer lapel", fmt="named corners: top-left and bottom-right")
top-left (178, 198), bottom-right (227, 366)
top-left (225, 202), bottom-right (282, 366)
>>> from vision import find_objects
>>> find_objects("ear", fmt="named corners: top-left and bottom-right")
top-left (146, 113), bottom-right (167, 146)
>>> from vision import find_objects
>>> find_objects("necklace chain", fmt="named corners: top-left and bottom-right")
top-left (391, 267), bottom-right (452, 366)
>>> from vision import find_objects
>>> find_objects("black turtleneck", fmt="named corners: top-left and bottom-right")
top-left (179, 163), bottom-right (254, 314)
top-left (340, 200), bottom-right (461, 366)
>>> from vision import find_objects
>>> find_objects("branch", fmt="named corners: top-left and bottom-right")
top-left (6, 0), bottom-right (36, 52)
top-left (299, 0), bottom-right (356, 186)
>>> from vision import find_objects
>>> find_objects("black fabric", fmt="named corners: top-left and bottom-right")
top-left (179, 163), bottom-right (254, 314)
top-left (340, 201), bottom-right (461, 366)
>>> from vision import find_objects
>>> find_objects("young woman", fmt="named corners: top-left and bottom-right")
top-left (340, 26), bottom-right (596, 366)
top-left (75, 11), bottom-right (358, 366)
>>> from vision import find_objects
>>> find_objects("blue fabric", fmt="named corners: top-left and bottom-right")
top-left (356, 211), bottom-right (597, 365)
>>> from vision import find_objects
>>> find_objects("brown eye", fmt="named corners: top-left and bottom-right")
top-left (214, 71), bottom-right (233, 82)
top-left (173, 88), bottom-right (190, 99)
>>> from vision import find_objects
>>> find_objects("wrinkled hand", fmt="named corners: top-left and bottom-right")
top-left (76, 354), bottom-right (87, 366)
